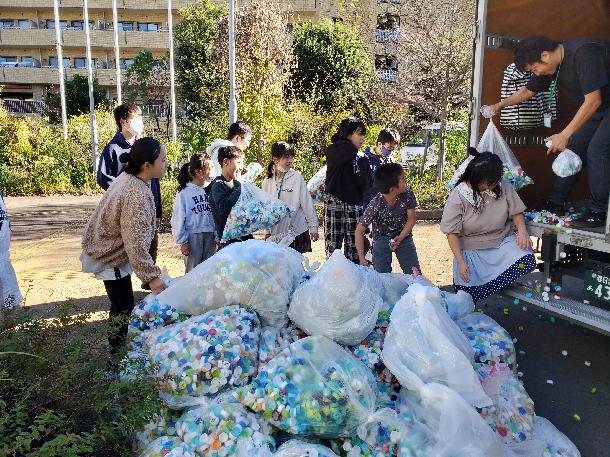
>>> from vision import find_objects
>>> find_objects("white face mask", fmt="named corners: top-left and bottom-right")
top-left (276, 164), bottom-right (290, 173)
top-left (127, 118), bottom-right (144, 137)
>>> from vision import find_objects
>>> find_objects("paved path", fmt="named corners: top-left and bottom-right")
top-left (5, 195), bottom-right (609, 457)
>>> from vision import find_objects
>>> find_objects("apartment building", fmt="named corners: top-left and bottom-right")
top-left (0, 0), bottom-right (398, 114)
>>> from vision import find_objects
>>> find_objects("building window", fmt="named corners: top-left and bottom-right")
top-left (376, 14), bottom-right (400, 43)
top-left (0, 56), bottom-right (18, 67)
top-left (49, 57), bottom-right (70, 68)
top-left (70, 20), bottom-right (94, 30)
top-left (20, 56), bottom-right (34, 67)
top-left (117, 21), bottom-right (134, 31)
top-left (0, 20), bottom-right (15, 29)
top-left (46, 20), bottom-right (68, 29)
top-left (137, 23), bottom-right (159, 32)
top-left (286, 23), bottom-right (294, 34)
top-left (120, 58), bottom-right (135, 69)
top-left (375, 55), bottom-right (398, 83)
top-left (18, 20), bottom-right (37, 29)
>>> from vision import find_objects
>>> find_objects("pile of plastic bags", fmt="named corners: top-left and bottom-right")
top-left (123, 242), bottom-right (580, 457)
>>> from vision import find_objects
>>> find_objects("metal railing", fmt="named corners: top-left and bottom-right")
top-left (375, 29), bottom-right (400, 43)
top-left (376, 68), bottom-right (398, 83)
top-left (377, 0), bottom-right (402, 3)
top-left (2, 100), bottom-right (46, 114)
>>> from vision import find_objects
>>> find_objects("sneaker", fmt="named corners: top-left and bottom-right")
top-left (570, 211), bottom-right (606, 229)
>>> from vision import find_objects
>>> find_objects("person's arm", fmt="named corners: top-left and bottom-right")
top-left (120, 191), bottom-right (164, 290)
top-left (512, 212), bottom-right (532, 251)
top-left (170, 192), bottom-right (190, 255)
top-left (298, 175), bottom-right (319, 239)
top-left (391, 208), bottom-right (416, 251)
top-left (96, 145), bottom-right (116, 190)
top-left (545, 90), bottom-right (602, 153)
top-left (355, 223), bottom-right (369, 266)
top-left (492, 86), bottom-right (537, 112)
top-left (212, 180), bottom-right (241, 218)
top-left (447, 234), bottom-right (469, 283)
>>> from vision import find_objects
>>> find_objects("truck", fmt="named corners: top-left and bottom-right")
top-left (469, 0), bottom-right (610, 334)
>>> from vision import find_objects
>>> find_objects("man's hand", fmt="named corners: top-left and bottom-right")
top-left (310, 233), bottom-right (319, 242)
top-left (390, 235), bottom-right (405, 252)
top-left (359, 257), bottom-right (371, 267)
top-left (458, 260), bottom-right (470, 283)
top-left (545, 132), bottom-right (571, 155)
top-left (149, 276), bottom-right (167, 295)
top-left (516, 228), bottom-right (532, 251)
top-left (180, 243), bottom-right (190, 256)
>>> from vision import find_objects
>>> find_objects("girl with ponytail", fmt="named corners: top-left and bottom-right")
top-left (171, 153), bottom-right (217, 272)
top-left (262, 141), bottom-right (319, 252)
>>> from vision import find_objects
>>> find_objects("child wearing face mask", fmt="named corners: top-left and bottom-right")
top-left (262, 142), bottom-right (319, 253)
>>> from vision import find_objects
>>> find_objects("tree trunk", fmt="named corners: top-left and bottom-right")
top-left (436, 66), bottom-right (450, 181)
top-left (419, 132), bottom-right (431, 176)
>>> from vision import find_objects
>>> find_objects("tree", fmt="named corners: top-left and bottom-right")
top-left (46, 74), bottom-right (107, 124)
top-left (125, 50), bottom-right (171, 137)
top-left (211, 0), bottom-right (295, 164)
top-left (174, 0), bottom-right (227, 151)
top-left (390, 0), bottom-right (474, 180)
top-left (291, 18), bottom-right (375, 112)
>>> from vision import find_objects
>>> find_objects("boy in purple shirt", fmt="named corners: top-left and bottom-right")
top-left (355, 163), bottom-right (420, 274)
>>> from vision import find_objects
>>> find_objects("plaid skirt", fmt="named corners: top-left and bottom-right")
top-left (290, 230), bottom-right (312, 253)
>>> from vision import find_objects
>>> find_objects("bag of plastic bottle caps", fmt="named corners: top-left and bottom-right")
top-left (222, 182), bottom-right (293, 242)
top-left (507, 416), bottom-right (581, 457)
top-left (257, 324), bottom-right (306, 370)
top-left (146, 306), bottom-right (260, 400)
top-left (175, 397), bottom-right (276, 457)
top-left (476, 363), bottom-right (534, 444)
top-left (139, 436), bottom-right (196, 457)
top-left (129, 295), bottom-right (190, 336)
top-left (456, 312), bottom-right (516, 369)
top-left (235, 336), bottom-right (377, 438)
top-left (381, 284), bottom-right (492, 408)
top-left (378, 272), bottom-right (432, 309)
top-left (397, 382), bottom-right (511, 457)
top-left (119, 342), bottom-right (153, 382)
top-left (552, 148), bottom-right (582, 178)
top-left (142, 240), bottom-right (304, 327)
top-left (275, 440), bottom-right (339, 457)
top-left (440, 290), bottom-right (475, 321)
top-left (307, 165), bottom-right (327, 203)
top-left (134, 407), bottom-right (183, 452)
top-left (288, 250), bottom-right (383, 346)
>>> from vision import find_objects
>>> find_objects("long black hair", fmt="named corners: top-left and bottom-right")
top-left (119, 137), bottom-right (162, 175)
top-left (455, 149), bottom-right (503, 207)
top-left (177, 153), bottom-right (209, 191)
top-left (267, 141), bottom-right (295, 178)
top-left (331, 117), bottom-right (366, 143)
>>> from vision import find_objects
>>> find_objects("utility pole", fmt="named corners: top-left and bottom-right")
top-left (168, 0), bottom-right (177, 142)
top-left (112, 0), bottom-right (122, 104)
top-left (228, 0), bottom-right (237, 123)
top-left (53, 0), bottom-right (67, 140)
top-left (83, 0), bottom-right (99, 174)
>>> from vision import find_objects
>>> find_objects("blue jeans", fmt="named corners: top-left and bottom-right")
top-left (549, 108), bottom-right (610, 213)
top-left (372, 233), bottom-right (420, 274)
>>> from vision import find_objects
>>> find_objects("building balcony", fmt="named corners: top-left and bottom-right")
top-left (0, 66), bottom-right (121, 86)
top-left (1, 99), bottom-right (46, 115)
top-left (0, 0), bottom-right (192, 10)
top-left (0, 28), bottom-right (170, 50)
top-left (375, 29), bottom-right (400, 43)
top-left (280, 0), bottom-right (318, 12)
top-left (376, 68), bottom-right (398, 83)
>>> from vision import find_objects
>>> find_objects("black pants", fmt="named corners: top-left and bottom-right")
top-left (549, 108), bottom-right (610, 213)
top-left (103, 274), bottom-right (135, 354)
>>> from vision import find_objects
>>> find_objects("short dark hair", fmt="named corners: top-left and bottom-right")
top-left (217, 145), bottom-right (243, 166)
top-left (119, 137), bottom-right (162, 175)
top-left (331, 117), bottom-right (366, 143)
top-left (114, 103), bottom-right (141, 131)
top-left (375, 163), bottom-right (404, 194)
top-left (514, 36), bottom-right (560, 71)
top-left (227, 121), bottom-right (252, 140)
top-left (377, 128), bottom-right (400, 145)
top-left (455, 151), bottom-right (503, 207)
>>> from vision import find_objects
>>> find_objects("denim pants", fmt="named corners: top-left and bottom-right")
top-left (549, 108), bottom-right (610, 213)
top-left (372, 233), bottom-right (420, 274)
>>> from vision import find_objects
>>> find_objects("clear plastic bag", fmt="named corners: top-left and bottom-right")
top-left (134, 408), bottom-right (183, 453)
top-left (476, 363), bottom-right (535, 445)
top-left (146, 306), bottom-right (260, 399)
top-left (457, 312), bottom-right (516, 369)
top-left (440, 290), bottom-right (475, 321)
top-left (275, 440), bottom-right (339, 457)
top-left (552, 148), bottom-right (582, 178)
top-left (381, 284), bottom-right (492, 408)
top-left (288, 250), bottom-right (383, 346)
top-left (139, 436), bottom-right (196, 457)
top-left (307, 165), bottom-right (327, 203)
top-left (141, 240), bottom-right (304, 327)
top-left (246, 162), bottom-right (264, 182)
top-left (222, 182), bottom-right (293, 242)
top-left (235, 336), bottom-right (377, 438)
top-left (477, 121), bottom-right (533, 190)
top-left (257, 324), bottom-right (305, 370)
top-left (508, 416), bottom-right (581, 457)
top-left (175, 397), bottom-right (276, 457)
top-left (379, 272), bottom-right (433, 309)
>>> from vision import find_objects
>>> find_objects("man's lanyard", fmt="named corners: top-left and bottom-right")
top-left (548, 44), bottom-right (564, 106)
